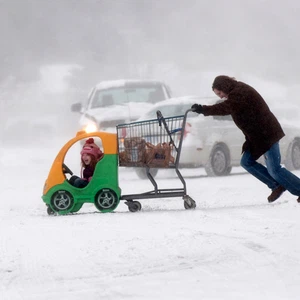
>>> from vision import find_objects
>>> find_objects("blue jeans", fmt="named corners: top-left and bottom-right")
top-left (69, 175), bottom-right (89, 188)
top-left (240, 142), bottom-right (300, 196)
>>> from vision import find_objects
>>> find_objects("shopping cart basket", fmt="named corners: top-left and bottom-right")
top-left (116, 109), bottom-right (196, 212)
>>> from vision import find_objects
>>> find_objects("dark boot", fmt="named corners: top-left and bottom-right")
top-left (268, 186), bottom-right (286, 203)
top-left (297, 196), bottom-right (300, 203)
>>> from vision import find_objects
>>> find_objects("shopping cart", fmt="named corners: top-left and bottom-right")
top-left (117, 109), bottom-right (196, 212)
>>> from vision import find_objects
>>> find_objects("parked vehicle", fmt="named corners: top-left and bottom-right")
top-left (135, 96), bottom-right (300, 178)
top-left (71, 79), bottom-right (172, 133)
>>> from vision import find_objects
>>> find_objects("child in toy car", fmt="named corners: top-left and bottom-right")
top-left (69, 138), bottom-right (104, 188)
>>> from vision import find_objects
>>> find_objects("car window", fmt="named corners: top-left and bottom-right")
top-left (90, 85), bottom-right (166, 108)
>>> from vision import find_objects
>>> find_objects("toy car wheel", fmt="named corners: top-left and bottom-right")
top-left (50, 190), bottom-right (74, 213)
top-left (183, 196), bottom-right (196, 209)
top-left (127, 201), bottom-right (142, 212)
top-left (94, 189), bottom-right (119, 212)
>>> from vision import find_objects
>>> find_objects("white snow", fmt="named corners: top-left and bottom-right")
top-left (1, 139), bottom-right (300, 300)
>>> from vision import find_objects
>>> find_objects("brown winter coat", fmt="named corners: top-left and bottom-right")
top-left (202, 81), bottom-right (285, 160)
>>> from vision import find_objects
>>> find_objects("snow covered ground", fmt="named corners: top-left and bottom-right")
top-left (1, 140), bottom-right (300, 300)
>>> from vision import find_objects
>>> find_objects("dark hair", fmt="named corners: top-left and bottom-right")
top-left (81, 154), bottom-right (98, 170)
top-left (212, 76), bottom-right (237, 94)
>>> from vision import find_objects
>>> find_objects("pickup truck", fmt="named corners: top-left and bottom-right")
top-left (71, 79), bottom-right (172, 133)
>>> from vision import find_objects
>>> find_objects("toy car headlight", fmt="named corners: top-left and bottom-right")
top-left (83, 122), bottom-right (98, 133)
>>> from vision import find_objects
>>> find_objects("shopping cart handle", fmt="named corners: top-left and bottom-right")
top-left (156, 110), bottom-right (163, 118)
top-left (156, 110), bottom-right (163, 126)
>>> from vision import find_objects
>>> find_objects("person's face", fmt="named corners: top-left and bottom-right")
top-left (213, 88), bottom-right (228, 100)
top-left (82, 153), bottom-right (92, 165)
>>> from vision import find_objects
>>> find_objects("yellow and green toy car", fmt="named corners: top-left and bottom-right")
top-left (42, 131), bottom-right (121, 215)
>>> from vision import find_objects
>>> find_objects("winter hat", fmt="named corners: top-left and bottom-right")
top-left (80, 138), bottom-right (103, 160)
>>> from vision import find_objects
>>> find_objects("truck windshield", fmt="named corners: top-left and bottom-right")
top-left (90, 84), bottom-right (167, 108)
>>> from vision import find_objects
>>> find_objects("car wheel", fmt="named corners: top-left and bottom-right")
top-left (50, 190), bottom-right (74, 213)
top-left (94, 189), bottom-right (119, 212)
top-left (205, 144), bottom-right (232, 176)
top-left (135, 168), bottom-right (158, 179)
top-left (285, 139), bottom-right (300, 170)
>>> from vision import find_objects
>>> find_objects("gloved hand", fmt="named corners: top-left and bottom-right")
top-left (191, 104), bottom-right (203, 114)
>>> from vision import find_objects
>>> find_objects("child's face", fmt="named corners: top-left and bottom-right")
top-left (82, 153), bottom-right (92, 165)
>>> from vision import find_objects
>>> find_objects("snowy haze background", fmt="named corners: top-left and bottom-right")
top-left (1, 0), bottom-right (300, 144)
top-left (1, 1), bottom-right (300, 299)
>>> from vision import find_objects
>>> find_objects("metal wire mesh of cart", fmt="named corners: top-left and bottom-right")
top-left (117, 113), bottom-right (185, 168)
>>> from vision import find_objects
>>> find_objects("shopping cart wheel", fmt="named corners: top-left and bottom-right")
top-left (125, 200), bottom-right (142, 212)
top-left (183, 196), bottom-right (196, 210)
